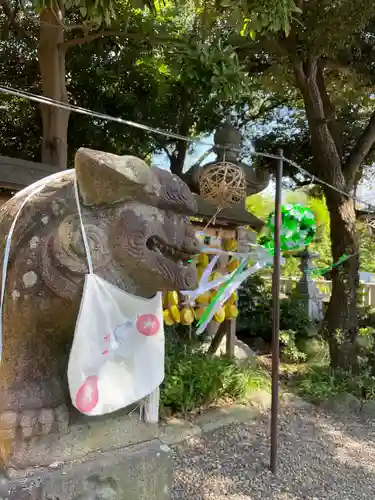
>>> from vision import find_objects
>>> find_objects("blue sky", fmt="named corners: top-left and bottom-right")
top-left (152, 134), bottom-right (215, 172)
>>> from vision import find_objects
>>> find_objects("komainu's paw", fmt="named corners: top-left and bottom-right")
top-left (0, 404), bottom-right (70, 441)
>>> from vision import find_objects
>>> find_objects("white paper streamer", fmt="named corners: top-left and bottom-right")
top-left (180, 243), bottom-right (277, 336)
top-left (181, 244), bottom-right (273, 301)
top-left (200, 254), bottom-right (219, 288)
top-left (195, 260), bottom-right (269, 335)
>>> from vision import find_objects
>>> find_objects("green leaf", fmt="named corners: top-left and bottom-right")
top-left (284, 18), bottom-right (291, 37)
top-left (240, 19), bottom-right (248, 36)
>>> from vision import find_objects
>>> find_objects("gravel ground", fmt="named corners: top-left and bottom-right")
top-left (171, 402), bottom-right (375, 500)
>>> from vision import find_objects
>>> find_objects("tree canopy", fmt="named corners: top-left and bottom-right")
top-left (0, 0), bottom-right (301, 169)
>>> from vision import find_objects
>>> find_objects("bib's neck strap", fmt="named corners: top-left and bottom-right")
top-left (0, 184), bottom-right (45, 361)
top-left (0, 173), bottom-right (93, 362)
top-left (73, 175), bottom-right (94, 275)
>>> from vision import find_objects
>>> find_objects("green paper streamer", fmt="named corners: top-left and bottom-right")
top-left (259, 204), bottom-right (316, 254)
top-left (307, 253), bottom-right (349, 277)
top-left (197, 257), bottom-right (248, 329)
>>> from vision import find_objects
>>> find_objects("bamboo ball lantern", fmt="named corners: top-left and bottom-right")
top-left (198, 162), bottom-right (247, 208)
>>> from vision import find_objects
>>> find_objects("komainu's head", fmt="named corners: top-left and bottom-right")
top-left (76, 148), bottom-right (200, 293)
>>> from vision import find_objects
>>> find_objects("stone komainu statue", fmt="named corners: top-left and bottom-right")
top-left (0, 148), bottom-right (200, 446)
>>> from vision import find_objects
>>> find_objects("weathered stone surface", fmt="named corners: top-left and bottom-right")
top-left (0, 148), bottom-right (200, 465)
top-left (19, 410), bottom-right (37, 429)
top-left (280, 392), bottom-right (313, 410)
top-left (4, 411), bottom-right (160, 470)
top-left (54, 405), bottom-right (69, 434)
top-left (248, 390), bottom-right (272, 412)
top-left (361, 399), bottom-right (375, 419)
top-left (323, 392), bottom-right (361, 415)
top-left (194, 405), bottom-right (260, 433)
top-left (201, 336), bottom-right (256, 362)
top-left (38, 409), bottom-right (55, 436)
top-left (159, 418), bottom-right (202, 446)
top-left (0, 439), bottom-right (172, 500)
top-left (0, 410), bottom-right (17, 429)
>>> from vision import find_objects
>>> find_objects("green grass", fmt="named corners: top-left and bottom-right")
top-left (160, 331), bottom-right (270, 416)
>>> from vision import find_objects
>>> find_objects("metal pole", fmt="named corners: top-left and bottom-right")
top-left (270, 148), bottom-right (283, 474)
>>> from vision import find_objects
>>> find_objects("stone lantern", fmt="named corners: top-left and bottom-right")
top-left (183, 121), bottom-right (270, 199)
top-left (295, 248), bottom-right (324, 321)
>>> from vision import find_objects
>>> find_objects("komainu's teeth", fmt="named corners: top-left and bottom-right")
top-left (148, 235), bottom-right (194, 264)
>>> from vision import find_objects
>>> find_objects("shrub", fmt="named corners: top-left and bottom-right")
top-left (280, 296), bottom-right (312, 336)
top-left (296, 365), bottom-right (375, 402)
top-left (358, 305), bottom-right (375, 329)
top-left (236, 274), bottom-right (272, 338)
top-left (296, 336), bottom-right (330, 364)
top-left (160, 326), bottom-right (270, 415)
top-left (280, 330), bottom-right (307, 363)
top-left (357, 327), bottom-right (375, 351)
top-left (294, 326), bottom-right (375, 403)
top-left (237, 275), bottom-right (312, 342)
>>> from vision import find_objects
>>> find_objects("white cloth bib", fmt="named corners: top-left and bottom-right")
top-left (68, 177), bottom-right (165, 417)
top-left (67, 274), bottom-right (164, 416)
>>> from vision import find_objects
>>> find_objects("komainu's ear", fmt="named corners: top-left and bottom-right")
top-left (75, 148), bottom-right (161, 206)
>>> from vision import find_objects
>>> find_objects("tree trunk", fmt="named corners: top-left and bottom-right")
top-left (170, 90), bottom-right (190, 177)
top-left (38, 9), bottom-right (70, 169)
top-left (170, 140), bottom-right (188, 177)
top-left (293, 58), bottom-right (360, 371)
top-left (324, 190), bottom-right (359, 370)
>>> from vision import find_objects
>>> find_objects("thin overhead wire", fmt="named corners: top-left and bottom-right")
top-left (0, 85), bottom-right (200, 144)
top-left (1, 83), bottom-right (375, 212)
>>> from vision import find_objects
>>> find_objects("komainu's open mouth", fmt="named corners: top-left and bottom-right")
top-left (146, 236), bottom-right (197, 265)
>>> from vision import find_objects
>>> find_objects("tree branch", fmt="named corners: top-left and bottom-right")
top-left (325, 59), bottom-right (352, 75)
top-left (162, 146), bottom-right (172, 160)
top-left (154, 141), bottom-right (174, 161)
top-left (170, 138), bottom-right (188, 177)
top-left (293, 57), bottom-right (345, 187)
top-left (169, 93), bottom-right (190, 177)
top-left (62, 29), bottom-right (131, 48)
top-left (316, 61), bottom-right (343, 159)
top-left (0, 0), bottom-right (33, 41)
top-left (343, 109), bottom-right (375, 185)
top-left (238, 98), bottom-right (288, 127)
top-left (61, 29), bottom-right (180, 50)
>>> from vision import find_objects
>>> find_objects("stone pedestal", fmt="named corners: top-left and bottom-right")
top-left (295, 249), bottom-right (324, 322)
top-left (0, 412), bottom-right (172, 500)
